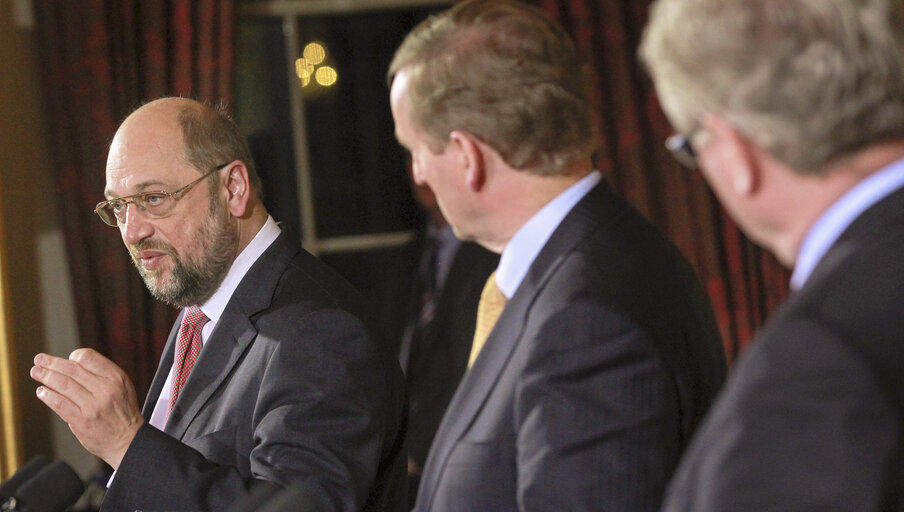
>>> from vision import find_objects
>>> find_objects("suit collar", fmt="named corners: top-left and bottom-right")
top-left (791, 162), bottom-right (904, 289)
top-left (800, 184), bottom-right (904, 294)
top-left (198, 217), bottom-right (281, 324)
top-left (496, 171), bottom-right (602, 298)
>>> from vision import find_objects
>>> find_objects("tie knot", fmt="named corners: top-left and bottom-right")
top-left (181, 307), bottom-right (209, 330)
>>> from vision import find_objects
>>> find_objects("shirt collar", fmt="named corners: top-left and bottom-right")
top-left (495, 171), bottom-right (601, 298)
top-left (790, 157), bottom-right (904, 289)
top-left (198, 216), bottom-right (281, 322)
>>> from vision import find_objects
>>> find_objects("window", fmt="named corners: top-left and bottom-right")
top-left (236, 0), bottom-right (450, 336)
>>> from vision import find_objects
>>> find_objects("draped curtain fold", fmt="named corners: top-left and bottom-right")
top-left (531, 0), bottom-right (789, 360)
top-left (33, 0), bottom-right (234, 399)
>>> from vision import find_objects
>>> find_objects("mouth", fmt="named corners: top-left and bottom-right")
top-left (134, 249), bottom-right (169, 271)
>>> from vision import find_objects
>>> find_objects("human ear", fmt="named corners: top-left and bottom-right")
top-left (702, 114), bottom-right (760, 195)
top-left (222, 161), bottom-right (251, 216)
top-left (449, 130), bottom-right (485, 191)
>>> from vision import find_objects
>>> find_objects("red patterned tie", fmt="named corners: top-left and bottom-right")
top-left (168, 306), bottom-right (209, 418)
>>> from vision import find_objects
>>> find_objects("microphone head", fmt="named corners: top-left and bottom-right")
top-left (0, 456), bottom-right (50, 501)
top-left (14, 460), bottom-right (84, 512)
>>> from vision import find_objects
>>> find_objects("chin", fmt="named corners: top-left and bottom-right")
top-left (448, 224), bottom-right (470, 242)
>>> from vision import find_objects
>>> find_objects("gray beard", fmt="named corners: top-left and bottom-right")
top-left (131, 197), bottom-right (237, 308)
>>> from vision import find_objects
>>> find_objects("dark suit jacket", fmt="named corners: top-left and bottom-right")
top-left (103, 229), bottom-right (407, 512)
top-left (662, 185), bottom-right (904, 512)
top-left (413, 181), bottom-right (727, 512)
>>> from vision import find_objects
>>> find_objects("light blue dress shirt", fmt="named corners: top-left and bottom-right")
top-left (790, 157), bottom-right (904, 289)
top-left (495, 171), bottom-right (602, 298)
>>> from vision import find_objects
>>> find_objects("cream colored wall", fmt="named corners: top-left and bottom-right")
top-left (0, 1), bottom-right (95, 478)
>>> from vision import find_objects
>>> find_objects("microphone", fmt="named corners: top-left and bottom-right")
top-left (0, 456), bottom-right (50, 502)
top-left (1, 460), bottom-right (84, 512)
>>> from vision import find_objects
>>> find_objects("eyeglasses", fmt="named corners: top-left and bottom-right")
top-left (665, 128), bottom-right (699, 169)
top-left (94, 163), bottom-right (229, 227)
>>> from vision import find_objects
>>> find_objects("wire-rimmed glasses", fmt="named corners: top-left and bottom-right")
top-left (94, 163), bottom-right (229, 227)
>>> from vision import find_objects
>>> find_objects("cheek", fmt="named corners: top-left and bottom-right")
top-left (698, 151), bottom-right (734, 199)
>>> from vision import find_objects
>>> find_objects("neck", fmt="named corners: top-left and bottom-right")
top-left (771, 141), bottom-right (904, 266)
top-left (476, 162), bottom-right (593, 253)
top-left (234, 202), bottom-right (270, 255)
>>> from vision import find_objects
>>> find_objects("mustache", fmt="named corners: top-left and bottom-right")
top-left (129, 239), bottom-right (176, 256)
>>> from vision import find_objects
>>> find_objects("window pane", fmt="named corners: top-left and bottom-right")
top-left (236, 6), bottom-right (444, 238)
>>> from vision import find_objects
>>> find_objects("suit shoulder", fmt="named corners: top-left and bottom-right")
top-left (271, 249), bottom-right (370, 314)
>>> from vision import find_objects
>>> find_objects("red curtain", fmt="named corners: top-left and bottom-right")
top-left (531, 0), bottom-right (789, 361)
top-left (33, 0), bottom-right (234, 399)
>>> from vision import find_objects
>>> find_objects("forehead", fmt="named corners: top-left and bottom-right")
top-left (390, 72), bottom-right (415, 137)
top-left (105, 113), bottom-right (195, 196)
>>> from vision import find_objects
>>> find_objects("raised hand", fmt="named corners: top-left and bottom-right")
top-left (31, 348), bottom-right (144, 469)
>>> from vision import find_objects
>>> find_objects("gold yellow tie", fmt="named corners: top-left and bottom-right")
top-left (468, 271), bottom-right (507, 368)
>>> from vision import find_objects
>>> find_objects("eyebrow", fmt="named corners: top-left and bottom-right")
top-left (103, 179), bottom-right (174, 200)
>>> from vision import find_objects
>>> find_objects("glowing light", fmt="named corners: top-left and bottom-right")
top-left (315, 66), bottom-right (338, 87)
top-left (295, 58), bottom-right (315, 79)
top-left (303, 42), bottom-right (327, 66)
top-left (295, 41), bottom-right (335, 91)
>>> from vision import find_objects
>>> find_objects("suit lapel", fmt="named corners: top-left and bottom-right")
top-left (163, 230), bottom-right (299, 438)
top-left (419, 181), bottom-right (620, 508)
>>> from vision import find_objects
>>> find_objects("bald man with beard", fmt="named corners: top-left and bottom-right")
top-left (30, 97), bottom-right (406, 512)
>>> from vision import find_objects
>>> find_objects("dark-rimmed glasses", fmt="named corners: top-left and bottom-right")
top-left (94, 163), bottom-right (229, 227)
top-left (665, 128), bottom-right (699, 169)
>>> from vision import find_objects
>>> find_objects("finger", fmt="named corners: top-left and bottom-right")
top-left (35, 384), bottom-right (83, 425)
top-left (32, 353), bottom-right (106, 406)
top-left (69, 350), bottom-right (137, 406)
top-left (30, 363), bottom-right (94, 407)
top-left (34, 352), bottom-right (108, 385)
top-left (68, 348), bottom-right (120, 377)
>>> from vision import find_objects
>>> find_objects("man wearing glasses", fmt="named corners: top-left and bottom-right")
top-left (29, 97), bottom-right (406, 511)
top-left (642, 0), bottom-right (904, 509)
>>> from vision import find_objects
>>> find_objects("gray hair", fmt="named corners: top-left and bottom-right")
top-left (177, 100), bottom-right (263, 197)
top-left (640, 0), bottom-right (904, 173)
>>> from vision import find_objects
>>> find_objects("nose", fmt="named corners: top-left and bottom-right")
top-left (120, 203), bottom-right (154, 245)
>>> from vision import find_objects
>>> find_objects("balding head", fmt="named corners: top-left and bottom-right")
top-left (103, 97), bottom-right (268, 307)
top-left (114, 98), bottom-right (261, 196)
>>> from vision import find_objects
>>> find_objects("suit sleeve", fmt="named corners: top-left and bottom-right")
top-left (103, 308), bottom-right (391, 512)
top-left (514, 299), bottom-right (677, 512)
top-left (662, 317), bottom-right (899, 512)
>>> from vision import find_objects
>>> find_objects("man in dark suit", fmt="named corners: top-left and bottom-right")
top-left (641, 0), bottom-right (904, 509)
top-left (388, 1), bottom-right (727, 510)
top-left (30, 97), bottom-right (406, 511)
